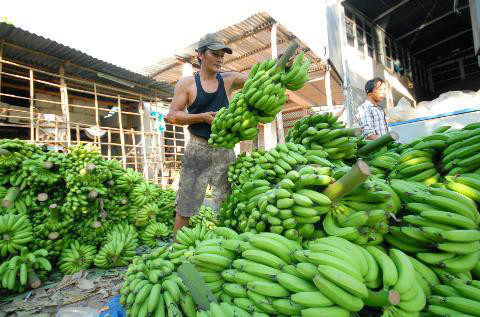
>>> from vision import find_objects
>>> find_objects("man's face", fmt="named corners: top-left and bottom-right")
top-left (199, 49), bottom-right (225, 72)
top-left (371, 82), bottom-right (386, 103)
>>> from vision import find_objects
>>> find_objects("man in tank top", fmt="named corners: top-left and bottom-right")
top-left (167, 33), bottom-right (248, 240)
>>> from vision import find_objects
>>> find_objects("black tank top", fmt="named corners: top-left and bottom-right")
top-left (187, 73), bottom-right (229, 139)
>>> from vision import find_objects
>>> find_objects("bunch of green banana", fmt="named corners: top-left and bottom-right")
top-left (366, 151), bottom-right (400, 179)
top-left (208, 43), bottom-right (306, 148)
top-left (445, 173), bottom-right (480, 203)
top-left (0, 247), bottom-right (51, 292)
top-left (285, 112), bottom-right (361, 162)
top-left (140, 222), bottom-right (169, 248)
top-left (440, 124), bottom-right (480, 175)
top-left (134, 202), bottom-right (159, 227)
top-left (156, 188), bottom-right (176, 226)
top-left (0, 214), bottom-right (33, 257)
top-left (130, 181), bottom-right (161, 207)
top-left (115, 168), bottom-right (144, 192)
top-left (20, 152), bottom-right (67, 189)
top-left (227, 142), bottom-right (311, 189)
top-left (189, 205), bottom-right (218, 227)
top-left (59, 241), bottom-right (96, 275)
top-left (94, 229), bottom-right (138, 268)
top-left (389, 148), bottom-right (440, 185)
top-left (120, 246), bottom-right (195, 317)
top-left (363, 247), bottom-right (427, 316)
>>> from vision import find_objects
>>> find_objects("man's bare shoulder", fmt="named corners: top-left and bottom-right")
top-left (176, 76), bottom-right (195, 88)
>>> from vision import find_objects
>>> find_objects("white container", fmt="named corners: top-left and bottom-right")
top-left (56, 307), bottom-right (98, 317)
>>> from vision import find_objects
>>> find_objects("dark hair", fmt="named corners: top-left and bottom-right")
top-left (365, 77), bottom-right (385, 94)
top-left (197, 46), bottom-right (208, 66)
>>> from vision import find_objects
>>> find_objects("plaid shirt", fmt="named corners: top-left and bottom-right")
top-left (357, 100), bottom-right (389, 138)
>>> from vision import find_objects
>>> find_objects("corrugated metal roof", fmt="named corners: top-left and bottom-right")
top-left (140, 12), bottom-right (326, 83)
top-left (0, 22), bottom-right (173, 99)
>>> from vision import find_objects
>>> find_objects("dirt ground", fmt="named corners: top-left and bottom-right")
top-left (0, 268), bottom-right (127, 316)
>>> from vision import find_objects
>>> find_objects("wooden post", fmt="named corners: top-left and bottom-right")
top-left (117, 95), bottom-right (127, 168)
top-left (264, 23), bottom-right (278, 150)
top-left (76, 124), bottom-right (80, 144)
top-left (29, 69), bottom-right (35, 142)
top-left (131, 129), bottom-right (138, 171)
top-left (59, 64), bottom-right (71, 147)
top-left (107, 129), bottom-right (112, 160)
top-left (325, 64), bottom-right (333, 111)
top-left (0, 39), bottom-right (3, 100)
top-left (93, 83), bottom-right (101, 150)
top-left (155, 99), bottom-right (166, 185)
top-left (139, 98), bottom-right (149, 179)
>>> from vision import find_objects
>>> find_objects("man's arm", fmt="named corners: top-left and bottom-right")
top-left (222, 72), bottom-right (248, 93)
top-left (357, 106), bottom-right (378, 140)
top-left (166, 78), bottom-right (215, 125)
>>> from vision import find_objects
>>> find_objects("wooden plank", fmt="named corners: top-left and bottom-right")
top-left (107, 129), bottom-right (112, 160)
top-left (138, 98), bottom-right (149, 179)
top-left (0, 39), bottom-right (3, 98)
top-left (131, 129), bottom-right (139, 171)
top-left (29, 69), bottom-right (35, 142)
top-left (76, 124), bottom-right (80, 145)
top-left (117, 95), bottom-right (127, 168)
top-left (59, 65), bottom-right (71, 147)
top-left (93, 83), bottom-right (101, 149)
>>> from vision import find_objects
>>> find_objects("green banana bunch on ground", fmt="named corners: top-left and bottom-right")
top-left (366, 150), bottom-right (400, 179)
top-left (285, 112), bottom-right (361, 163)
top-left (94, 227), bottom-right (138, 268)
top-left (0, 139), bottom-right (43, 172)
top-left (59, 241), bottom-right (96, 275)
top-left (156, 188), bottom-right (176, 227)
top-left (0, 247), bottom-right (51, 293)
top-left (120, 246), bottom-right (195, 317)
top-left (0, 214), bottom-right (33, 257)
top-left (208, 45), bottom-right (309, 149)
top-left (189, 205), bottom-right (218, 227)
top-left (140, 222), bottom-right (169, 248)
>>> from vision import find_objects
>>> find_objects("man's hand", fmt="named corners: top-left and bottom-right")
top-left (367, 134), bottom-right (379, 140)
top-left (203, 112), bottom-right (216, 125)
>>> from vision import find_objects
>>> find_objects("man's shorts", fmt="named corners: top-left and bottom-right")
top-left (176, 134), bottom-right (236, 217)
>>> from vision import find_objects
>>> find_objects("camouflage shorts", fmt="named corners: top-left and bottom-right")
top-left (176, 134), bottom-right (236, 217)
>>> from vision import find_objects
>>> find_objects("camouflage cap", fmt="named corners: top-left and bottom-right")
top-left (196, 33), bottom-right (232, 54)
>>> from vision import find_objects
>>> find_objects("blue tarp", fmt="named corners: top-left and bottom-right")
top-left (99, 295), bottom-right (126, 317)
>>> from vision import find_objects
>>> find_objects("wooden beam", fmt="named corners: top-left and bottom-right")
top-left (29, 69), bottom-right (35, 142)
top-left (224, 38), bottom-right (288, 66)
top-left (0, 39), bottom-right (3, 99)
top-left (59, 64), bottom-right (71, 146)
top-left (117, 95), bottom-right (127, 168)
top-left (285, 90), bottom-right (315, 107)
top-left (138, 98), bottom-right (149, 178)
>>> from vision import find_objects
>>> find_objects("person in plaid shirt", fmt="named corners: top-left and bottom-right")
top-left (356, 77), bottom-right (389, 140)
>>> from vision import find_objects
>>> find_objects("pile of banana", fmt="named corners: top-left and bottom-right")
top-left (285, 112), bottom-right (361, 162)
top-left (0, 247), bottom-right (51, 293)
top-left (365, 150), bottom-right (400, 179)
top-left (208, 44), bottom-right (310, 149)
top-left (0, 139), bottom-right (180, 293)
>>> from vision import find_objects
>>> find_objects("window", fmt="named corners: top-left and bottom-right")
top-left (385, 38), bottom-right (392, 69)
top-left (344, 9), bottom-right (355, 47)
top-left (355, 17), bottom-right (365, 53)
top-left (365, 24), bottom-right (374, 57)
